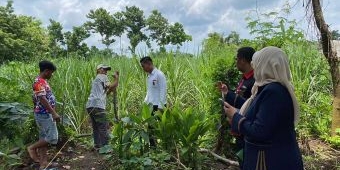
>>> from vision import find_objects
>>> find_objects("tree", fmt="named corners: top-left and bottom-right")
top-left (86, 8), bottom-right (122, 49)
top-left (147, 10), bottom-right (169, 51)
top-left (122, 6), bottom-right (148, 54)
top-left (225, 31), bottom-right (241, 45)
top-left (331, 30), bottom-right (340, 40)
top-left (64, 25), bottom-right (90, 56)
top-left (113, 11), bottom-right (126, 55)
top-left (0, 0), bottom-right (48, 62)
top-left (167, 22), bottom-right (192, 49)
top-left (47, 19), bottom-right (65, 57)
top-left (306, 0), bottom-right (340, 136)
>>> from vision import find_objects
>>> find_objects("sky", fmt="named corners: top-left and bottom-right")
top-left (2, 0), bottom-right (339, 54)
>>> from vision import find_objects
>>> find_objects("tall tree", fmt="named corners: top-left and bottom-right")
top-left (307, 0), bottom-right (340, 135)
top-left (122, 6), bottom-right (148, 54)
top-left (225, 31), bottom-right (241, 45)
top-left (64, 25), bottom-right (90, 56)
top-left (47, 19), bottom-right (64, 57)
top-left (86, 8), bottom-right (117, 48)
top-left (113, 11), bottom-right (126, 55)
top-left (0, 0), bottom-right (48, 62)
top-left (167, 22), bottom-right (192, 49)
top-left (147, 10), bottom-right (169, 51)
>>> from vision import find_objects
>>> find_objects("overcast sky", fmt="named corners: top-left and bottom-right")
top-left (2, 0), bottom-right (339, 54)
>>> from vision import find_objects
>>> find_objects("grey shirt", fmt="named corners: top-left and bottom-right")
top-left (86, 74), bottom-right (110, 109)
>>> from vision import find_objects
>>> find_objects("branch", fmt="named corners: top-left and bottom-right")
top-left (171, 156), bottom-right (188, 170)
top-left (199, 148), bottom-right (239, 167)
top-left (75, 133), bottom-right (92, 138)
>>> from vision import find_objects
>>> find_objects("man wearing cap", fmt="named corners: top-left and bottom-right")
top-left (86, 64), bottom-right (119, 150)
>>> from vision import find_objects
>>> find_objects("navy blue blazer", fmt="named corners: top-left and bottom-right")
top-left (231, 82), bottom-right (303, 170)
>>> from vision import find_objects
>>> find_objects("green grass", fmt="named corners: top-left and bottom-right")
top-left (0, 41), bottom-right (337, 169)
top-left (0, 53), bottom-right (219, 134)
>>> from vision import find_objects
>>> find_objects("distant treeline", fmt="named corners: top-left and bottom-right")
top-left (0, 0), bottom-right (192, 62)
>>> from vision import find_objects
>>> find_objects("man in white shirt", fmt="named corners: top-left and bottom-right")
top-left (86, 64), bottom-right (119, 150)
top-left (140, 56), bottom-right (167, 147)
top-left (140, 56), bottom-right (167, 111)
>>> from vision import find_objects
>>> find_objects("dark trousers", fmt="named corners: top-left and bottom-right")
top-left (149, 105), bottom-right (166, 147)
top-left (87, 107), bottom-right (109, 148)
top-left (149, 105), bottom-right (159, 147)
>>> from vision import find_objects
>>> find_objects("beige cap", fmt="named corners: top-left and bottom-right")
top-left (97, 64), bottom-right (111, 70)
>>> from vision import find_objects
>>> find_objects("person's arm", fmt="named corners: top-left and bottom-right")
top-left (224, 91), bottom-right (246, 109)
top-left (217, 82), bottom-right (246, 109)
top-left (231, 88), bottom-right (287, 141)
top-left (34, 82), bottom-right (59, 120)
top-left (39, 96), bottom-right (57, 115)
top-left (158, 73), bottom-right (167, 109)
top-left (107, 71), bottom-right (119, 94)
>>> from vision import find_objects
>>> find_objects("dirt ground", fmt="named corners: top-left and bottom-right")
top-left (12, 138), bottom-right (340, 170)
top-left (15, 143), bottom-right (112, 170)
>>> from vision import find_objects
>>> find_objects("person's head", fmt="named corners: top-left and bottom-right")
top-left (140, 56), bottom-right (154, 73)
top-left (251, 46), bottom-right (292, 85)
top-left (96, 64), bottom-right (111, 75)
top-left (240, 46), bottom-right (299, 124)
top-left (236, 47), bottom-right (255, 73)
top-left (39, 60), bottom-right (56, 79)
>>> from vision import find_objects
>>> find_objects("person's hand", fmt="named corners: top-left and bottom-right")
top-left (223, 102), bottom-right (237, 120)
top-left (216, 81), bottom-right (228, 94)
top-left (52, 113), bottom-right (61, 122)
top-left (113, 71), bottom-right (119, 79)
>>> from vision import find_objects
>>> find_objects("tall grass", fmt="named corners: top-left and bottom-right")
top-left (0, 53), bottom-right (217, 134)
top-left (0, 41), bottom-right (333, 139)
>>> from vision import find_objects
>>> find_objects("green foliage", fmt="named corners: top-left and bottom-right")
top-left (0, 2), bottom-right (192, 61)
top-left (246, 4), bottom-right (304, 48)
top-left (0, 0), bottom-right (48, 63)
top-left (0, 2), bottom-right (338, 169)
top-left (110, 104), bottom-right (213, 169)
top-left (47, 19), bottom-right (65, 57)
top-left (167, 22), bottom-right (192, 49)
top-left (0, 138), bottom-right (25, 169)
top-left (0, 102), bottom-right (31, 139)
top-left (146, 10), bottom-right (192, 52)
top-left (225, 31), bottom-right (241, 45)
top-left (120, 151), bottom-right (176, 170)
top-left (331, 30), bottom-right (340, 40)
top-left (122, 6), bottom-right (148, 54)
top-left (64, 25), bottom-right (90, 57)
top-left (86, 8), bottom-right (124, 48)
top-left (147, 10), bottom-right (169, 50)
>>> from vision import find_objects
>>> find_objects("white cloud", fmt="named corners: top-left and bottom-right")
top-left (2, 0), bottom-right (339, 53)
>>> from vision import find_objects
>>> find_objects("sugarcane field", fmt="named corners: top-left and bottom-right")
top-left (0, 0), bottom-right (340, 170)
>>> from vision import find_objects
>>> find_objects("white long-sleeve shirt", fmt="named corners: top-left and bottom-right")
top-left (144, 68), bottom-right (167, 109)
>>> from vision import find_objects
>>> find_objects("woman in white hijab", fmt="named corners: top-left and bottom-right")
top-left (223, 46), bottom-right (303, 170)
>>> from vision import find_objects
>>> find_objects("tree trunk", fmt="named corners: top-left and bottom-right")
top-left (311, 0), bottom-right (340, 136)
top-left (331, 85), bottom-right (340, 136)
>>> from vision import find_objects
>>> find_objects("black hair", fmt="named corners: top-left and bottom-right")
top-left (237, 47), bottom-right (255, 63)
top-left (140, 56), bottom-right (153, 64)
top-left (39, 60), bottom-right (56, 72)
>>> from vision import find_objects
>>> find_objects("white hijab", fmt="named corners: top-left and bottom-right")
top-left (239, 46), bottom-right (299, 125)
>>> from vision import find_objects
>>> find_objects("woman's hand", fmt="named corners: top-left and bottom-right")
top-left (223, 101), bottom-right (237, 120)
